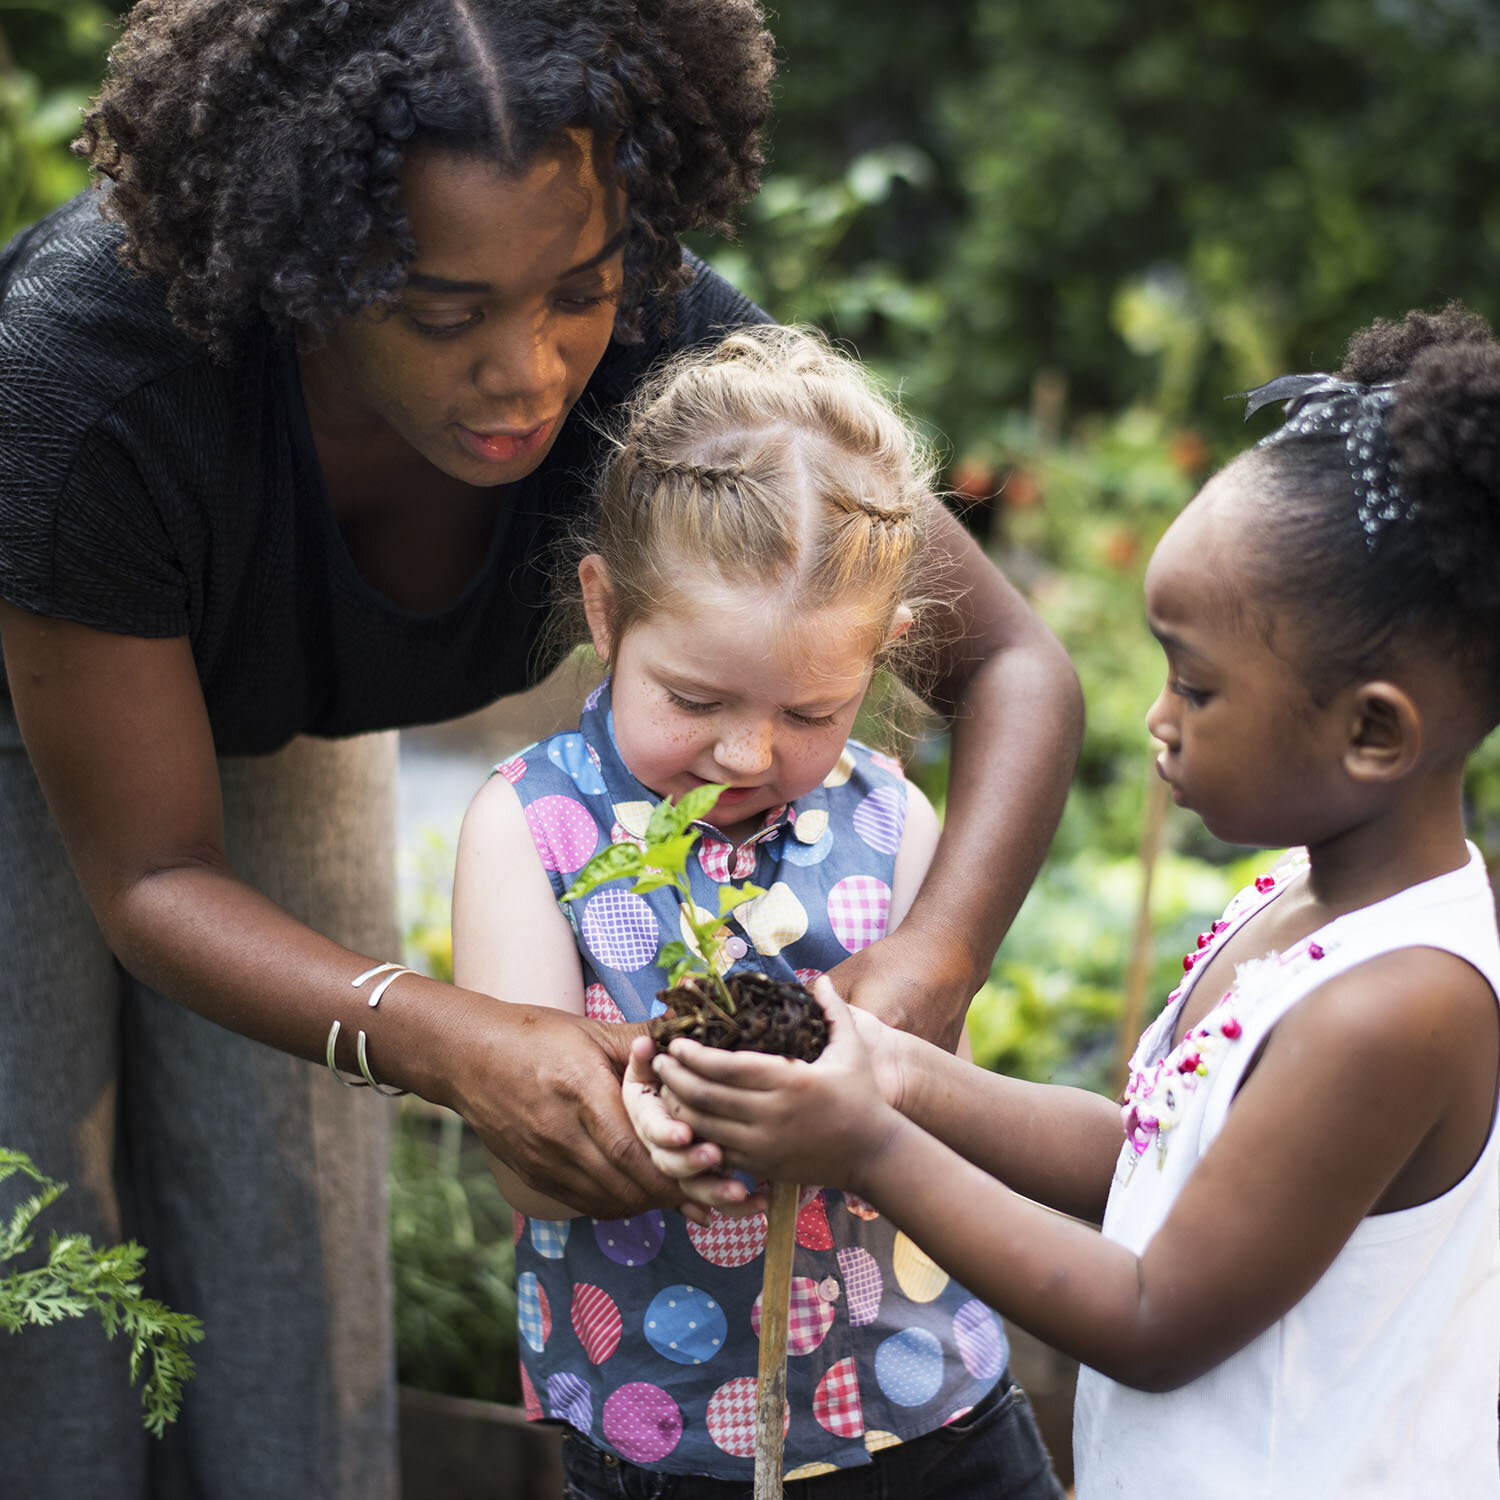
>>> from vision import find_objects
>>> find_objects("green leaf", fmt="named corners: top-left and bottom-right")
top-left (1, 1183), bottom-right (63, 1261)
top-left (560, 842), bottom-right (646, 904)
top-left (645, 785), bottom-right (724, 843)
top-left (643, 795), bottom-right (682, 844)
top-left (684, 912), bottom-right (721, 947)
top-left (630, 871), bottom-right (678, 895)
top-left (0, 1147), bottom-right (53, 1185)
top-left (656, 941), bottom-right (691, 972)
top-left (0, 1147), bottom-right (202, 1434)
top-left (641, 832), bottom-right (698, 879)
top-left (674, 783), bottom-right (727, 828)
top-left (718, 882), bottom-right (766, 918)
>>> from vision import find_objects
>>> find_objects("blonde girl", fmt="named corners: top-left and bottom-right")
top-left (454, 325), bottom-right (1067, 1499)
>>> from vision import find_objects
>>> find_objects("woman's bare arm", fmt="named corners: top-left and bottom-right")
top-left (829, 501), bottom-right (1083, 1048)
top-left (0, 600), bottom-right (677, 1216)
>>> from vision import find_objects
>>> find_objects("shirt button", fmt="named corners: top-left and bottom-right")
top-left (724, 937), bottom-right (748, 960)
top-left (817, 1276), bottom-right (841, 1303)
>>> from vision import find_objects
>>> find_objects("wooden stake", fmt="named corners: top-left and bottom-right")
top-left (753, 1179), bottom-right (799, 1500)
top-left (1113, 762), bottom-right (1171, 1094)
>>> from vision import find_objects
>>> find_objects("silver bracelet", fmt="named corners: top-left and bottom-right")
top-left (352, 960), bottom-right (410, 1007)
top-left (324, 962), bottom-right (412, 1097)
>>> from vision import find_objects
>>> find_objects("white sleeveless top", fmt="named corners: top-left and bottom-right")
top-left (1074, 845), bottom-right (1500, 1499)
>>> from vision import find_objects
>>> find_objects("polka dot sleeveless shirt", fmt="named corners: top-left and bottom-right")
top-left (497, 679), bottom-right (1006, 1478)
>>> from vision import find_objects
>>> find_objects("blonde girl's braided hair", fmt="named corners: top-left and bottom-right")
top-left (588, 323), bottom-right (934, 653)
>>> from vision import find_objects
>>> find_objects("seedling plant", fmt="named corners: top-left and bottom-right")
top-left (561, 782), bottom-right (828, 1062)
top-left (561, 785), bottom-right (826, 1497)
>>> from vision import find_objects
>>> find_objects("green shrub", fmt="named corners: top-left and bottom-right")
top-left (389, 1109), bottom-right (521, 1406)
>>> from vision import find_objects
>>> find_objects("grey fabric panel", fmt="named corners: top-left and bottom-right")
top-left (0, 714), bottom-right (400, 1499)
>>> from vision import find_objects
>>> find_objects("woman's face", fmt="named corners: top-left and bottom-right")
top-left (301, 129), bottom-right (628, 486)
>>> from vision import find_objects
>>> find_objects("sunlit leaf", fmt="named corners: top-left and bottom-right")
top-left (657, 941), bottom-right (690, 971)
top-left (642, 831), bottom-right (698, 879)
top-left (560, 843), bottom-right (646, 903)
top-left (719, 882), bottom-right (766, 917)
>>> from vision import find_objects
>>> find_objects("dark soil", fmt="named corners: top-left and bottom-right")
top-left (649, 972), bottom-right (828, 1062)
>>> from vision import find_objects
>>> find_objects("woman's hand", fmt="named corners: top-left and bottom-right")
top-left (443, 1005), bottom-right (689, 1220)
top-left (826, 923), bottom-right (973, 1051)
top-left (651, 981), bottom-right (903, 1196)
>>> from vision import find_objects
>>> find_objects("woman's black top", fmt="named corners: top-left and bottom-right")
top-left (0, 192), bottom-right (765, 753)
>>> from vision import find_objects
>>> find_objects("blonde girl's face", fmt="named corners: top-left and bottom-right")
top-left (581, 558), bottom-right (910, 843)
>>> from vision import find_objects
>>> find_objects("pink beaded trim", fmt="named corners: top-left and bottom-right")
top-left (1120, 863), bottom-right (1331, 1170)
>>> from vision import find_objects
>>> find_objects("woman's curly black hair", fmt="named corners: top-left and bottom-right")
top-left (74, 0), bottom-right (774, 352)
top-left (1238, 302), bottom-right (1500, 728)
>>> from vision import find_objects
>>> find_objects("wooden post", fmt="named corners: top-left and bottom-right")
top-left (753, 1180), bottom-right (800, 1500)
top-left (1113, 764), bottom-right (1171, 1094)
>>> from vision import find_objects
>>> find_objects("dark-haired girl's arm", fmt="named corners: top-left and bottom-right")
top-left (0, 601), bottom-right (678, 1217)
top-left (827, 500), bottom-right (1083, 1048)
top-left (657, 953), bottom-right (1497, 1388)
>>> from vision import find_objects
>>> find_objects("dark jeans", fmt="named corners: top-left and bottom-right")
top-left (559, 1377), bottom-right (1066, 1500)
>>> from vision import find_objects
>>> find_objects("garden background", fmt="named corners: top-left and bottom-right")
top-left (7, 0), bottom-right (1500, 1436)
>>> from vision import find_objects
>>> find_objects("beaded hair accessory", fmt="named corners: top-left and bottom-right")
top-left (1240, 372), bottom-right (1410, 549)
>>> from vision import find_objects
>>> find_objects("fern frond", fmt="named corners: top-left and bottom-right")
top-left (0, 1148), bottom-right (203, 1434)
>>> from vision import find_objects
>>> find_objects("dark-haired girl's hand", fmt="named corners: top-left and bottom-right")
top-left (650, 982), bottom-right (903, 1197)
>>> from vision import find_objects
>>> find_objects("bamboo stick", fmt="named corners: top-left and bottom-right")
top-left (1113, 762), bottom-right (1171, 1093)
top-left (753, 1179), bottom-right (800, 1500)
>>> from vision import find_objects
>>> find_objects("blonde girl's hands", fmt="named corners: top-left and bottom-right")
top-left (622, 1035), bottom-right (763, 1219)
top-left (651, 978), bottom-right (902, 1194)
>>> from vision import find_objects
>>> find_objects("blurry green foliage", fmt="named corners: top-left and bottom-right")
top-left (0, 1), bottom-right (118, 244)
top-left (401, 828), bottom-right (457, 985)
top-left (929, 0), bottom-right (1500, 434)
top-left (966, 849), bottom-right (1272, 1091)
top-left (389, 1108), bottom-right (520, 1405)
top-left (741, 0), bottom-right (1500, 454)
top-left (396, 831), bottom-right (528, 1405)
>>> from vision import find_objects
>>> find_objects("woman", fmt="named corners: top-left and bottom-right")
top-left (0, 3), bottom-right (1082, 1496)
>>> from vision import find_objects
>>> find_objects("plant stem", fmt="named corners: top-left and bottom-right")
top-left (754, 1180), bottom-right (800, 1500)
top-left (676, 873), bottom-right (739, 1015)
top-left (708, 968), bottom-right (739, 1016)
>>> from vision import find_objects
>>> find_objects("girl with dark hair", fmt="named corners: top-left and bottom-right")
top-left (643, 307), bottom-right (1500, 1497)
top-left (0, 3), bottom-right (1082, 1496)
